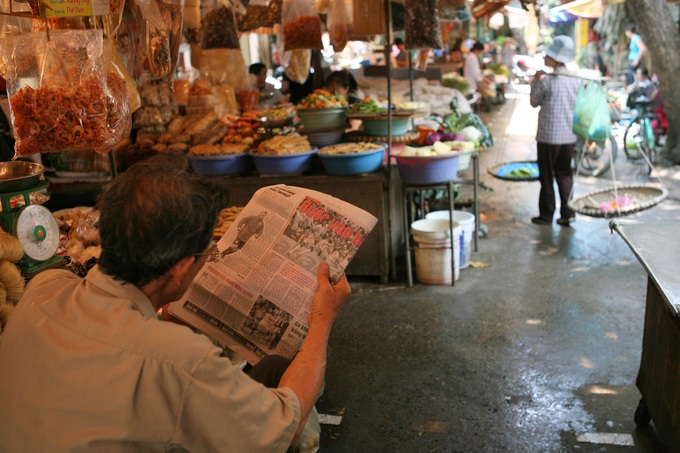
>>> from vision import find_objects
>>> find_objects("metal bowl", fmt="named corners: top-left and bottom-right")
top-left (0, 161), bottom-right (45, 192)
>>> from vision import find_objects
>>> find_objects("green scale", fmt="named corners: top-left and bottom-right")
top-left (0, 161), bottom-right (66, 276)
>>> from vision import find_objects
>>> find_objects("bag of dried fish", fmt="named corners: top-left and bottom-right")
top-left (405, 0), bottom-right (443, 50)
top-left (282, 0), bottom-right (323, 51)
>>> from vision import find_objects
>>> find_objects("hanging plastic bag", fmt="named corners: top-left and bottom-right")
top-left (138, 0), bottom-right (183, 81)
top-left (202, 0), bottom-right (241, 50)
top-left (352, 0), bottom-right (384, 36)
top-left (572, 80), bottom-right (611, 142)
top-left (235, 0), bottom-right (283, 32)
top-left (283, 49), bottom-right (311, 84)
top-left (327, 0), bottom-right (351, 52)
top-left (198, 48), bottom-right (248, 89)
top-left (282, 0), bottom-right (323, 51)
top-left (7, 29), bottom-right (131, 157)
top-left (404, 0), bottom-right (443, 50)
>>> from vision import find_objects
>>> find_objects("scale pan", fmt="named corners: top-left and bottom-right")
top-left (0, 161), bottom-right (45, 192)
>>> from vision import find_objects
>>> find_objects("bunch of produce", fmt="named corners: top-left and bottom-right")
top-left (297, 89), bottom-right (348, 109)
top-left (426, 98), bottom-right (494, 148)
top-left (400, 140), bottom-right (474, 157)
top-left (0, 229), bottom-right (25, 333)
top-left (441, 72), bottom-right (470, 94)
top-left (488, 63), bottom-right (510, 77)
top-left (347, 98), bottom-right (382, 115)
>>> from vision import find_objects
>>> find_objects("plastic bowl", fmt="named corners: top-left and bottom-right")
top-left (362, 117), bottom-right (409, 136)
top-left (301, 128), bottom-right (345, 148)
top-left (187, 153), bottom-right (251, 176)
top-left (318, 143), bottom-right (386, 176)
top-left (296, 108), bottom-right (347, 132)
top-left (249, 148), bottom-right (318, 175)
top-left (395, 153), bottom-right (461, 185)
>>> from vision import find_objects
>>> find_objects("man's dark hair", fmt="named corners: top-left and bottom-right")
top-left (97, 153), bottom-right (222, 286)
top-left (626, 24), bottom-right (636, 33)
top-left (393, 37), bottom-right (404, 46)
top-left (325, 70), bottom-right (358, 93)
top-left (249, 62), bottom-right (267, 75)
top-left (472, 41), bottom-right (485, 52)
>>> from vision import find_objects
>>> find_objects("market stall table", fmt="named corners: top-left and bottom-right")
top-left (611, 220), bottom-right (680, 451)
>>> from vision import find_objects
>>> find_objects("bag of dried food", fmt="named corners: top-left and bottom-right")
top-left (283, 49), bottom-right (311, 84)
top-left (138, 0), bottom-right (183, 81)
top-left (198, 48), bottom-right (248, 89)
top-left (201, 0), bottom-right (240, 50)
top-left (7, 29), bottom-right (131, 157)
top-left (327, 0), bottom-right (350, 52)
top-left (404, 0), bottom-right (443, 50)
top-left (282, 0), bottom-right (323, 51)
top-left (352, 0), bottom-right (384, 37)
top-left (235, 0), bottom-right (282, 32)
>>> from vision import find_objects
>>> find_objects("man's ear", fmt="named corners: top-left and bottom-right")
top-left (169, 256), bottom-right (196, 286)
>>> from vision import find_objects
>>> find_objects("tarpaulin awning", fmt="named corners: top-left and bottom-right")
top-left (549, 0), bottom-right (602, 21)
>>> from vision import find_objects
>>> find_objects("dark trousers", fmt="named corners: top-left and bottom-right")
top-left (536, 142), bottom-right (575, 221)
top-left (246, 355), bottom-right (291, 388)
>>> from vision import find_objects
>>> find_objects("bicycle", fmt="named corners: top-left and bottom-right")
top-left (574, 134), bottom-right (618, 177)
top-left (622, 96), bottom-right (661, 174)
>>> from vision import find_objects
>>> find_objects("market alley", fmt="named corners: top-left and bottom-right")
top-left (317, 83), bottom-right (679, 452)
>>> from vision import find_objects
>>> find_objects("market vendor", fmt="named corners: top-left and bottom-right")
top-left (325, 70), bottom-right (362, 104)
top-left (0, 153), bottom-right (351, 451)
top-left (249, 62), bottom-right (286, 108)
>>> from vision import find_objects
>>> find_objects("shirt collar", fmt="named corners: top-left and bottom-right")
top-left (85, 265), bottom-right (158, 319)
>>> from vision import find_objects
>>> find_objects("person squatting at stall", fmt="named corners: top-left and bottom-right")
top-left (250, 62), bottom-right (284, 108)
top-left (529, 35), bottom-right (580, 226)
top-left (0, 153), bottom-right (351, 451)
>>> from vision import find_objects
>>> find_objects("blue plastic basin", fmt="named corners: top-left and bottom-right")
top-left (318, 143), bottom-right (386, 176)
top-left (250, 148), bottom-right (318, 175)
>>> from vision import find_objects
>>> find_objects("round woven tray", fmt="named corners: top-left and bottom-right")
top-left (346, 130), bottom-right (419, 144)
top-left (568, 184), bottom-right (668, 218)
top-left (487, 160), bottom-right (539, 182)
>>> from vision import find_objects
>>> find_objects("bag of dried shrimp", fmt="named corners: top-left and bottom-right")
top-left (6, 29), bottom-right (131, 157)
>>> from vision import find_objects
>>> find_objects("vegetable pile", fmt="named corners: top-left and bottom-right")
top-left (348, 98), bottom-right (382, 114)
top-left (297, 89), bottom-right (349, 109)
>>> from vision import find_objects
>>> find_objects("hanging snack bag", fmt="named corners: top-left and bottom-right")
top-left (404, 0), bottom-right (443, 50)
top-left (283, 49), bottom-right (311, 84)
top-left (7, 29), bottom-right (131, 157)
top-left (352, 0), bottom-right (384, 36)
top-left (235, 0), bottom-right (283, 32)
top-left (201, 0), bottom-right (240, 50)
top-left (282, 0), bottom-right (323, 51)
top-left (327, 0), bottom-right (351, 52)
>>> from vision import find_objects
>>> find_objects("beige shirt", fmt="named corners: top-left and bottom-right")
top-left (0, 266), bottom-right (299, 452)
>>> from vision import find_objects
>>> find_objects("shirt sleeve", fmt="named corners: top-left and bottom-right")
top-left (529, 77), bottom-right (546, 108)
top-left (174, 348), bottom-right (300, 452)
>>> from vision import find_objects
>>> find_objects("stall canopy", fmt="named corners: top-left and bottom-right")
top-left (549, 0), bottom-right (602, 22)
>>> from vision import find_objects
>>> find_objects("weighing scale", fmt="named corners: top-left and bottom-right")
top-left (0, 162), bottom-right (66, 276)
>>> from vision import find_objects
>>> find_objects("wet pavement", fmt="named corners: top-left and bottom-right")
top-left (316, 83), bottom-right (680, 452)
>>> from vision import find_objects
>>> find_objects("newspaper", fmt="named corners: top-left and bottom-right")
top-left (168, 185), bottom-right (378, 365)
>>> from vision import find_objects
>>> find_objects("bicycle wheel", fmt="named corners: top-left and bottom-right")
top-left (623, 116), bottom-right (655, 161)
top-left (574, 135), bottom-right (618, 177)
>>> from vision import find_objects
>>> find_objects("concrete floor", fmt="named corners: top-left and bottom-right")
top-left (316, 84), bottom-right (680, 452)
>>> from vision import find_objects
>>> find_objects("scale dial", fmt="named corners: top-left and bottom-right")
top-left (15, 204), bottom-right (60, 261)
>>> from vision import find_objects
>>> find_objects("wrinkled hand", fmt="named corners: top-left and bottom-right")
top-left (308, 262), bottom-right (351, 328)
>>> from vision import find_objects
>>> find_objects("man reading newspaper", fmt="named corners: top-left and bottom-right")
top-left (0, 154), bottom-right (353, 452)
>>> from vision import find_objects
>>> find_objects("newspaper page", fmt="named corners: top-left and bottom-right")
top-left (168, 184), bottom-right (378, 365)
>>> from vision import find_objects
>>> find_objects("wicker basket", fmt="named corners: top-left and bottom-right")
top-left (568, 184), bottom-right (668, 218)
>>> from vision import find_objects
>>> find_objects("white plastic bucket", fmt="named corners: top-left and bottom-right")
top-left (411, 219), bottom-right (461, 284)
top-left (425, 210), bottom-right (475, 269)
